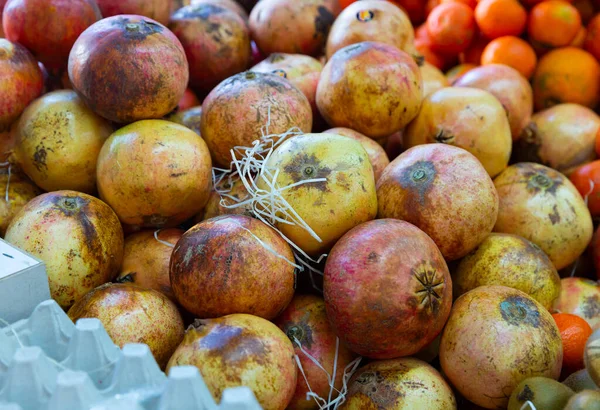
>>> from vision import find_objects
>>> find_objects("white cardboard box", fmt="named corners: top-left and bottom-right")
top-left (0, 238), bottom-right (51, 322)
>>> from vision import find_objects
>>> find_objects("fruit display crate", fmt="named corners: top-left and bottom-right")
top-left (0, 297), bottom-right (263, 410)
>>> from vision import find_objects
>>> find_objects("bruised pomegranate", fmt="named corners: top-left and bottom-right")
top-left (170, 215), bottom-right (295, 319)
top-left (200, 71), bottom-right (312, 167)
top-left (191, 0), bottom-right (249, 20)
top-left (69, 15), bottom-right (189, 123)
top-left (167, 314), bottom-right (297, 410)
top-left (4, 191), bottom-right (124, 309)
top-left (454, 64), bottom-right (533, 141)
top-left (274, 295), bottom-right (358, 410)
top-left (317, 41), bottom-right (422, 139)
top-left (377, 144), bottom-right (498, 261)
top-left (342, 358), bottom-right (457, 409)
top-left (116, 228), bottom-right (183, 302)
top-left (513, 104), bottom-right (600, 174)
top-left (0, 169), bottom-right (42, 237)
top-left (3, 0), bottom-right (101, 73)
top-left (12, 90), bottom-right (113, 194)
top-left (324, 219), bottom-right (452, 359)
top-left (326, 0), bottom-right (417, 60)
top-left (554, 277), bottom-right (600, 330)
top-left (249, 0), bottom-right (340, 57)
top-left (68, 283), bottom-right (184, 368)
top-left (420, 62), bottom-right (449, 97)
top-left (170, 4), bottom-right (251, 94)
top-left (95, 0), bottom-right (173, 25)
top-left (494, 163), bottom-right (593, 270)
top-left (404, 86), bottom-right (512, 178)
top-left (96, 120), bottom-right (212, 229)
top-left (0, 39), bottom-right (43, 135)
top-left (440, 286), bottom-right (563, 409)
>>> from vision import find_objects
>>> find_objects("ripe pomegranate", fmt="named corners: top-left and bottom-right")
top-left (513, 104), bottom-right (600, 174)
top-left (377, 144), bottom-right (498, 261)
top-left (177, 88), bottom-right (200, 111)
top-left (167, 314), bottom-right (297, 410)
top-left (191, 0), bottom-right (249, 20)
top-left (274, 295), bottom-right (358, 410)
top-left (494, 163), bottom-right (593, 270)
top-left (69, 15), bottom-right (189, 123)
top-left (342, 358), bottom-right (457, 408)
top-left (170, 215), bottom-right (295, 320)
top-left (0, 39), bottom-right (43, 135)
top-left (4, 191), bottom-right (124, 309)
top-left (324, 127), bottom-right (390, 182)
top-left (96, 120), bottom-right (212, 229)
top-left (404, 86), bottom-right (512, 178)
top-left (554, 277), bottom-right (600, 330)
top-left (116, 228), bottom-right (183, 302)
top-left (199, 177), bottom-right (253, 221)
top-left (317, 42), bottom-right (422, 139)
top-left (0, 169), bottom-right (42, 237)
top-left (454, 64), bottom-right (534, 141)
top-left (326, 0), bottom-right (417, 60)
top-left (167, 106), bottom-right (202, 136)
top-left (68, 283), bottom-right (184, 368)
top-left (12, 90), bottom-right (113, 194)
top-left (420, 62), bottom-right (449, 97)
top-left (440, 286), bottom-right (563, 409)
top-left (200, 71), bottom-right (312, 167)
top-left (95, 0), bottom-right (173, 25)
top-left (324, 219), bottom-right (452, 359)
top-left (170, 4), bottom-right (251, 94)
top-left (249, 0), bottom-right (341, 57)
top-left (3, 0), bottom-right (100, 73)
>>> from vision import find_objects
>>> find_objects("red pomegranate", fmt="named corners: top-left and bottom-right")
top-left (324, 219), bottom-right (452, 359)
top-left (95, 0), bottom-right (173, 25)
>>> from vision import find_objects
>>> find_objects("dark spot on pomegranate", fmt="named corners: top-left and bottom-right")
top-left (33, 145), bottom-right (49, 173)
top-left (412, 262), bottom-right (444, 316)
top-left (398, 160), bottom-right (436, 205)
top-left (200, 324), bottom-right (269, 366)
top-left (433, 129), bottom-right (454, 144)
top-left (173, 3), bottom-right (227, 20)
top-left (517, 384), bottom-right (534, 402)
top-left (522, 167), bottom-right (562, 195)
top-left (284, 321), bottom-right (314, 348)
top-left (284, 153), bottom-right (331, 192)
top-left (499, 295), bottom-right (541, 328)
top-left (117, 17), bottom-right (164, 40)
top-left (548, 204), bottom-right (561, 225)
top-left (582, 295), bottom-right (600, 320)
top-left (368, 252), bottom-right (379, 262)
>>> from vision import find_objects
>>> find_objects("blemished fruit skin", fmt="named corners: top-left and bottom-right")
top-left (67, 283), bottom-right (184, 369)
top-left (493, 162), bottom-right (593, 270)
top-left (376, 144), bottom-right (498, 261)
top-left (68, 15), bottom-right (189, 124)
top-left (440, 286), bottom-right (563, 409)
top-left (340, 358), bottom-right (457, 409)
top-left (555, 278), bottom-right (600, 330)
top-left (4, 191), bottom-right (124, 309)
top-left (324, 219), bottom-right (452, 359)
top-left (507, 377), bottom-right (574, 410)
top-left (273, 294), bottom-right (358, 410)
top-left (166, 314), bottom-right (297, 410)
top-left (0, 170), bottom-right (42, 237)
top-left (95, 0), bottom-right (173, 25)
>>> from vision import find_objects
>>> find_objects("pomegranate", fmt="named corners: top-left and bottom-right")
top-left (166, 106), bottom-right (202, 136)
top-left (200, 71), bottom-right (312, 167)
top-left (0, 39), bottom-right (43, 136)
top-left (324, 219), bottom-right (452, 359)
top-left (170, 215), bottom-right (295, 320)
top-left (554, 277), bottom-right (600, 329)
top-left (454, 64), bottom-right (534, 141)
top-left (191, 0), bottom-right (249, 20)
top-left (170, 4), bottom-right (251, 95)
top-left (454, 233), bottom-right (561, 310)
top-left (404, 86), bottom-right (512, 178)
top-left (3, 0), bottom-right (101, 73)
top-left (116, 228), bottom-right (183, 302)
top-left (95, 0), bottom-right (173, 26)
top-left (4, 191), bottom-right (124, 309)
top-left (96, 120), bottom-right (213, 229)
top-left (68, 283), bottom-right (184, 368)
top-left (177, 88), bottom-right (200, 111)
top-left (69, 15), bottom-right (189, 123)
top-left (316, 41), bottom-right (422, 139)
top-left (166, 314), bottom-right (297, 410)
top-left (494, 163), bottom-right (593, 270)
top-left (249, 0), bottom-right (341, 57)
top-left (377, 144), bottom-right (498, 261)
top-left (420, 62), bottom-right (449, 97)
top-left (324, 127), bottom-right (390, 182)
top-left (342, 358), bottom-right (457, 409)
top-left (0, 169), bottom-right (42, 237)
top-left (440, 285), bottom-right (563, 409)
top-left (513, 104), bottom-right (600, 174)
top-left (325, 0), bottom-right (418, 60)
top-left (0, 0), bottom-right (5, 37)
top-left (274, 294), bottom-right (358, 410)
top-left (12, 90), bottom-right (113, 194)
top-left (199, 177), bottom-right (253, 221)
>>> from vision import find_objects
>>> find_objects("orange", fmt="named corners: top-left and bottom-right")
top-left (532, 47), bottom-right (600, 110)
top-left (426, 3), bottom-right (476, 55)
top-left (446, 63), bottom-right (477, 83)
top-left (528, 1), bottom-right (582, 48)
top-left (552, 313), bottom-right (593, 376)
top-left (474, 0), bottom-right (527, 39)
top-left (570, 161), bottom-right (600, 217)
top-left (480, 36), bottom-right (537, 78)
top-left (415, 22), bottom-right (458, 69)
top-left (461, 34), bottom-right (489, 64)
top-left (585, 13), bottom-right (600, 60)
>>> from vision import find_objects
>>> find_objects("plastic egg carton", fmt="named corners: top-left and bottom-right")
top-left (0, 299), bottom-right (262, 410)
